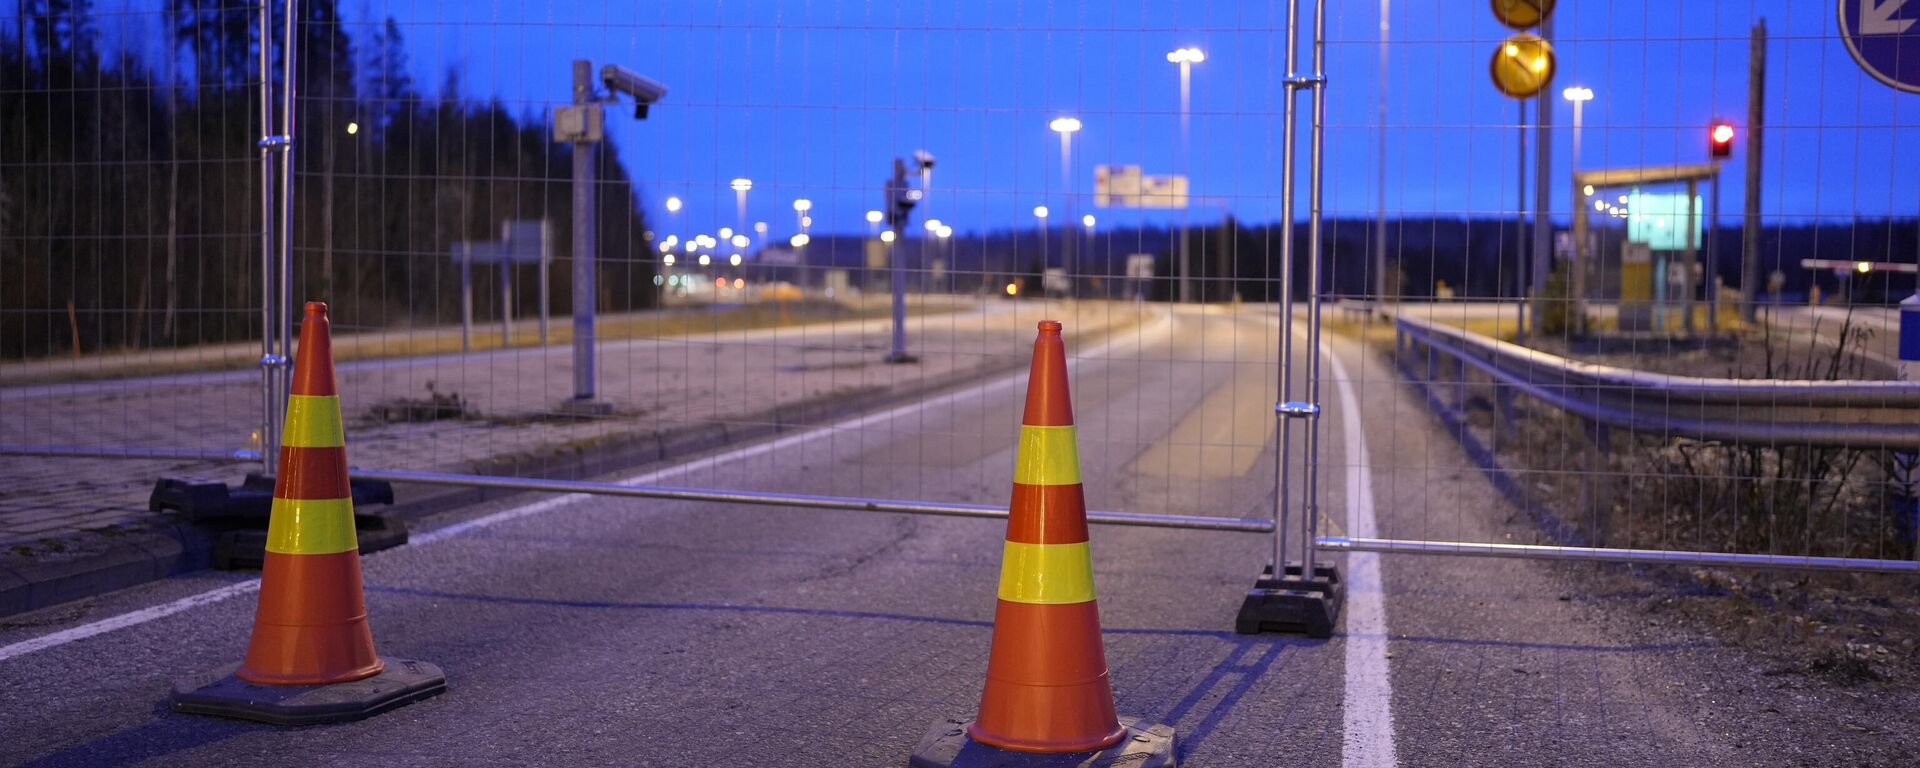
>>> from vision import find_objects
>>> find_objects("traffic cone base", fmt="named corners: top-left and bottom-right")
top-left (171, 657), bottom-right (448, 727)
top-left (910, 716), bottom-right (1177, 768)
top-left (172, 302), bottom-right (444, 725)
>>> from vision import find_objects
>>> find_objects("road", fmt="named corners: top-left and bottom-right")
top-left (0, 306), bottom-right (1905, 766)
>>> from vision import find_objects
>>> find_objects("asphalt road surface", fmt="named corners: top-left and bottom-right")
top-left (0, 306), bottom-right (1902, 766)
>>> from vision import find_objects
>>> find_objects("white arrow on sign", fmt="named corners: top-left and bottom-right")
top-left (1863, 0), bottom-right (1916, 35)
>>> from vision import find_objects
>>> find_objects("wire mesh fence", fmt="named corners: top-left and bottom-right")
top-left (1, 1), bottom-right (1916, 574)
top-left (1347, 1), bottom-right (1920, 569)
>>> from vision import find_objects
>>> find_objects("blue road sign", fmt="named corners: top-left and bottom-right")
top-left (1840, 0), bottom-right (1920, 93)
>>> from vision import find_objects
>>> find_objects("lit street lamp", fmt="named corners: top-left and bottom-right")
top-left (793, 198), bottom-right (812, 234)
top-left (1562, 86), bottom-right (1594, 172)
top-left (1049, 118), bottom-right (1081, 291)
top-left (665, 195), bottom-right (683, 213)
top-left (1167, 47), bottom-right (1204, 302)
top-left (730, 178), bottom-right (752, 235)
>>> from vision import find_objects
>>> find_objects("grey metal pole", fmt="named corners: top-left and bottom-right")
top-left (1177, 58), bottom-right (1193, 304)
top-left (1708, 167), bottom-right (1722, 331)
top-left (1741, 20), bottom-right (1767, 320)
top-left (1300, 0), bottom-right (1329, 578)
top-left (886, 159), bottom-right (916, 363)
top-left (567, 60), bottom-right (604, 410)
top-left (1517, 98), bottom-right (1528, 341)
top-left (538, 220), bottom-right (552, 344)
top-left (889, 227), bottom-right (909, 359)
top-left (277, 0), bottom-right (296, 420)
top-left (460, 245), bottom-right (473, 351)
top-left (256, 0), bottom-right (279, 476)
top-left (1272, 0), bottom-right (1302, 573)
top-left (499, 260), bottom-right (513, 347)
top-left (1531, 17), bottom-right (1553, 340)
top-left (1375, 0), bottom-right (1389, 304)
top-left (1683, 178), bottom-right (1699, 333)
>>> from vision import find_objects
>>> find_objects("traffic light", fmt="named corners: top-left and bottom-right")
top-left (1709, 120), bottom-right (1735, 159)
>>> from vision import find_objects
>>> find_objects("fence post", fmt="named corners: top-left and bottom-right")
top-left (1582, 418), bottom-right (1614, 545)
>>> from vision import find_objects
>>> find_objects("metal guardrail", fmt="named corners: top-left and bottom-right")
top-left (1394, 314), bottom-right (1920, 450)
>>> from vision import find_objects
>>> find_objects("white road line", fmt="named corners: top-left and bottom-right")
top-left (0, 581), bottom-right (262, 663)
top-left (0, 313), bottom-right (1173, 664)
top-left (1326, 338), bottom-right (1399, 768)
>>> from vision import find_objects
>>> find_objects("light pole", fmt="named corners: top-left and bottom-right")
top-left (1374, 4), bottom-right (1388, 304)
top-left (1034, 205), bottom-right (1051, 294)
top-left (1167, 47), bottom-right (1203, 302)
top-left (1049, 117), bottom-right (1081, 294)
top-left (730, 178), bottom-right (752, 239)
top-left (1562, 87), bottom-right (1593, 173)
top-left (792, 198), bottom-right (811, 235)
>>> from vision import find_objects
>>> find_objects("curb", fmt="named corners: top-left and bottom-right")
top-left (0, 318), bottom-right (1137, 620)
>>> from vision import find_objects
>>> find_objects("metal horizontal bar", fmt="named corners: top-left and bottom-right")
top-left (1317, 536), bottom-right (1920, 574)
top-left (353, 468), bottom-right (1275, 534)
top-left (0, 444), bottom-right (261, 462)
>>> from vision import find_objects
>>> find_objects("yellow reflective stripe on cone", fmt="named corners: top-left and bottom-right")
top-left (281, 395), bottom-right (345, 448)
top-left (1013, 425), bottom-right (1080, 486)
top-left (997, 541), bottom-right (1096, 604)
top-left (265, 496), bottom-right (359, 555)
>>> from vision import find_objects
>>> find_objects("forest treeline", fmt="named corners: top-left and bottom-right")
top-left (1, 1), bottom-right (657, 360)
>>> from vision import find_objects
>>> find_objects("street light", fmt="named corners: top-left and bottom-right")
top-left (665, 195), bottom-right (683, 213)
top-left (792, 198), bottom-right (812, 234)
top-left (1562, 86), bottom-right (1593, 172)
top-left (730, 178), bottom-right (752, 235)
top-left (1168, 47), bottom-right (1204, 303)
top-left (1033, 205), bottom-right (1049, 219)
top-left (1082, 214), bottom-right (1095, 229)
top-left (924, 218), bottom-right (943, 232)
top-left (1049, 118), bottom-right (1081, 291)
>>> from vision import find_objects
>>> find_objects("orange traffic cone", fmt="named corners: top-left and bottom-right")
top-left (911, 320), bottom-right (1176, 767)
top-left (173, 301), bottom-right (445, 725)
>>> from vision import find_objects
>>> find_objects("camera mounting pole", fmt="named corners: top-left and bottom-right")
top-left (553, 60), bottom-right (666, 415)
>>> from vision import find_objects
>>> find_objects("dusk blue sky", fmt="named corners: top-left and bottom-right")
top-left (101, 1), bottom-right (1920, 245)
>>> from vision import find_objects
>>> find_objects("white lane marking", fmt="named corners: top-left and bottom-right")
top-left (1325, 338), bottom-right (1398, 768)
top-left (0, 581), bottom-right (262, 663)
top-left (0, 313), bottom-right (1174, 664)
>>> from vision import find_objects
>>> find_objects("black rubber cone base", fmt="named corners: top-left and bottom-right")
top-left (909, 716), bottom-right (1176, 768)
top-left (884, 352), bottom-right (921, 364)
top-left (1236, 564), bottom-right (1342, 638)
top-left (171, 657), bottom-right (446, 726)
top-left (211, 514), bottom-right (409, 571)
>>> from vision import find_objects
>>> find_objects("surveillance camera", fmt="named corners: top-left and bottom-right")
top-left (600, 64), bottom-right (667, 107)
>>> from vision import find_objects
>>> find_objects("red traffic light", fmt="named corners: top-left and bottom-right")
top-left (1709, 121), bottom-right (1734, 158)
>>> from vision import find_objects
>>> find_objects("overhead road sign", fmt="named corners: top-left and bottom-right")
top-left (1840, 0), bottom-right (1920, 93)
top-left (1093, 165), bottom-right (1189, 209)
